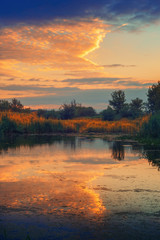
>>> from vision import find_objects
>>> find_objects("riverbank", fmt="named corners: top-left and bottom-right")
top-left (1, 112), bottom-right (157, 145)
top-left (0, 112), bottom-right (149, 136)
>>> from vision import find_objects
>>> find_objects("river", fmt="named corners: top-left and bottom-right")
top-left (0, 135), bottom-right (159, 240)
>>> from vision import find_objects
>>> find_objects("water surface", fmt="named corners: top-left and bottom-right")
top-left (0, 135), bottom-right (160, 240)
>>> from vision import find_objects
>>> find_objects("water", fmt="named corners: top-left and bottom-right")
top-left (0, 135), bottom-right (160, 240)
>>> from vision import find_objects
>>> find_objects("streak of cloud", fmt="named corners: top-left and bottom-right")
top-left (6, 87), bottom-right (147, 111)
top-left (0, 78), bottom-right (151, 100)
top-left (102, 64), bottom-right (136, 68)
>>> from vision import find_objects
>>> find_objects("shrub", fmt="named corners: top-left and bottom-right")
top-left (0, 115), bottom-right (19, 135)
top-left (101, 107), bottom-right (115, 121)
top-left (139, 113), bottom-right (160, 138)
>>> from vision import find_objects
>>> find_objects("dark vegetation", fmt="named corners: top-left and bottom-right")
top-left (139, 81), bottom-right (160, 143)
top-left (59, 100), bottom-right (96, 119)
top-left (101, 90), bottom-right (144, 121)
top-left (0, 81), bottom-right (160, 141)
top-left (0, 91), bottom-right (145, 120)
top-left (0, 98), bottom-right (30, 113)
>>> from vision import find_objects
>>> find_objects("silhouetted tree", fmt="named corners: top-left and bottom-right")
top-left (0, 100), bottom-right (11, 112)
top-left (59, 100), bottom-right (96, 119)
top-left (101, 106), bottom-right (115, 121)
top-left (147, 81), bottom-right (160, 112)
top-left (10, 98), bottom-right (23, 112)
top-left (59, 100), bottom-right (80, 119)
top-left (75, 106), bottom-right (96, 118)
top-left (109, 90), bottom-right (126, 114)
top-left (130, 98), bottom-right (144, 118)
top-left (120, 104), bottom-right (132, 119)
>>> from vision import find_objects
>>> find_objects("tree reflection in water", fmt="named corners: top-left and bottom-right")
top-left (0, 135), bottom-right (160, 170)
top-left (0, 135), bottom-right (160, 240)
top-left (110, 140), bottom-right (160, 170)
top-left (142, 146), bottom-right (160, 171)
top-left (111, 141), bottom-right (125, 161)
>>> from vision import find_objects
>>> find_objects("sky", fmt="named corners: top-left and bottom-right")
top-left (0, 0), bottom-right (160, 110)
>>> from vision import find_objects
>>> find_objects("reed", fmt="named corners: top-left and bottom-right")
top-left (0, 112), bottom-right (149, 135)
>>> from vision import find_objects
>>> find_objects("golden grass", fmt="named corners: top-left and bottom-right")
top-left (0, 112), bottom-right (149, 134)
top-left (61, 115), bottom-right (149, 134)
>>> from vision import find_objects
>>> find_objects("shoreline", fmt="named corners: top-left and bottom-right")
top-left (2, 132), bottom-right (160, 146)
top-left (3, 132), bottom-right (138, 142)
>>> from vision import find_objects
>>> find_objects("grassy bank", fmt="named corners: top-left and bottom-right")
top-left (138, 112), bottom-right (160, 145)
top-left (0, 112), bottom-right (149, 136)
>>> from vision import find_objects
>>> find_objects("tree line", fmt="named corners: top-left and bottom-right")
top-left (57, 81), bottom-right (160, 120)
top-left (101, 91), bottom-right (144, 121)
top-left (1, 81), bottom-right (160, 120)
top-left (101, 81), bottom-right (160, 120)
top-left (0, 98), bottom-right (30, 113)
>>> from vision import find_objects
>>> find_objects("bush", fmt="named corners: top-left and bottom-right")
top-left (101, 107), bottom-right (115, 121)
top-left (139, 113), bottom-right (160, 138)
top-left (0, 115), bottom-right (19, 135)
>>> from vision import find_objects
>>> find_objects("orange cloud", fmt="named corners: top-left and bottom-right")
top-left (0, 19), bottom-right (110, 82)
top-left (0, 18), bottom-right (150, 101)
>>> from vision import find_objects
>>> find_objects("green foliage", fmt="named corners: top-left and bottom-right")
top-left (101, 106), bottom-right (115, 121)
top-left (0, 100), bottom-right (11, 112)
top-left (130, 97), bottom-right (143, 110)
top-left (0, 115), bottom-right (19, 135)
top-left (120, 104), bottom-right (132, 119)
top-left (75, 106), bottom-right (96, 118)
top-left (59, 100), bottom-right (78, 119)
top-left (106, 92), bottom-right (144, 120)
top-left (139, 112), bottom-right (160, 139)
top-left (130, 98), bottom-right (144, 118)
top-left (59, 100), bottom-right (96, 119)
top-left (109, 90), bottom-right (126, 114)
top-left (0, 98), bottom-right (27, 113)
top-left (147, 81), bottom-right (160, 112)
top-left (27, 120), bottom-right (64, 134)
top-left (10, 98), bottom-right (24, 112)
top-left (37, 109), bottom-right (58, 119)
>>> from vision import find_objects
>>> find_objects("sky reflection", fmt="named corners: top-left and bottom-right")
top-left (0, 136), bottom-right (159, 223)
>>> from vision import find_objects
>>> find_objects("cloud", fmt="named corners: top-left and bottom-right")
top-left (15, 88), bottom-right (148, 111)
top-left (62, 77), bottom-right (131, 88)
top-left (0, 1), bottom-right (157, 109)
top-left (0, 19), bottom-right (109, 80)
top-left (62, 77), bottom-right (152, 90)
top-left (1, 1), bottom-right (160, 29)
top-left (63, 77), bottom-right (123, 84)
top-left (0, 78), bottom-right (151, 94)
top-left (0, 83), bottom-right (81, 99)
top-left (0, 79), bottom-right (150, 108)
top-left (103, 64), bottom-right (136, 68)
top-left (0, 85), bottom-right (79, 92)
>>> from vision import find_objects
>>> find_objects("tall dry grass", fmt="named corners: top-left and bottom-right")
top-left (0, 112), bottom-right (149, 134)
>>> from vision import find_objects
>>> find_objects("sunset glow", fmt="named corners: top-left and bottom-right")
top-left (0, 1), bottom-right (160, 108)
